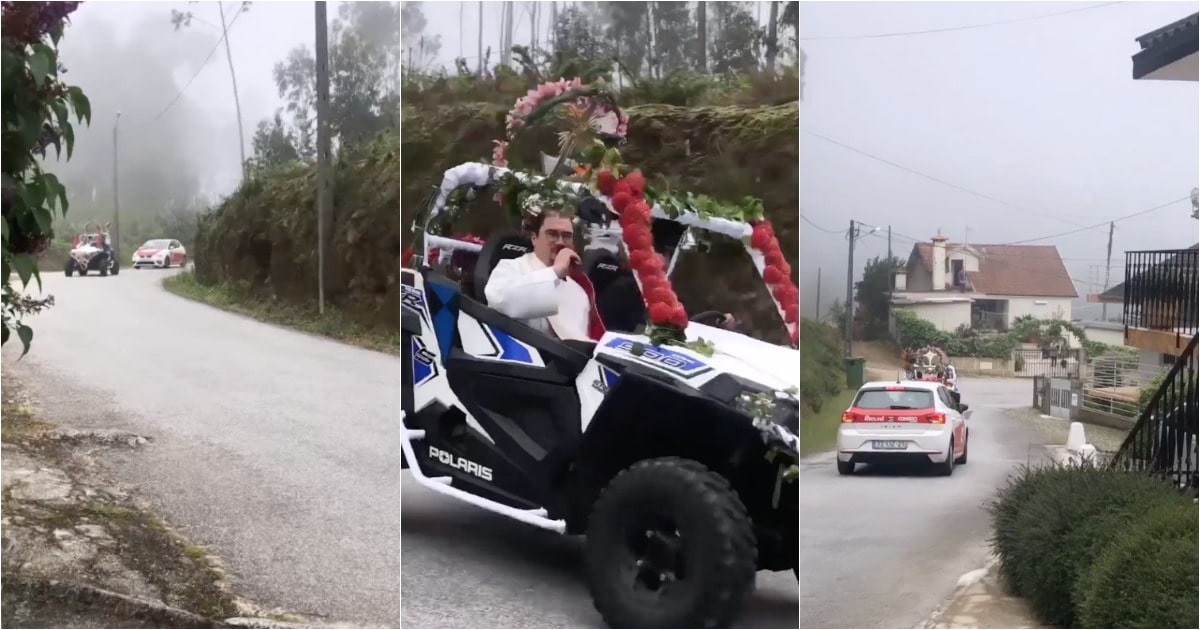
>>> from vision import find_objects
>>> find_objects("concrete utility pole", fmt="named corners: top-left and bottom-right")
top-left (1102, 221), bottom-right (1114, 321)
top-left (816, 266), bottom-right (822, 321)
top-left (112, 111), bottom-right (121, 256)
top-left (315, 1), bottom-right (332, 314)
top-left (845, 220), bottom-right (856, 358)
top-left (218, 2), bottom-right (247, 181)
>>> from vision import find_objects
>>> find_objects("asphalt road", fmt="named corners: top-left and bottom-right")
top-left (4, 269), bottom-right (402, 625)
top-left (798, 377), bottom-right (1052, 629)
top-left (401, 475), bottom-right (800, 628)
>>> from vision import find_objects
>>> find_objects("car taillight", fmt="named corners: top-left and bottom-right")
top-left (923, 412), bottom-right (946, 424)
top-left (841, 411), bottom-right (859, 423)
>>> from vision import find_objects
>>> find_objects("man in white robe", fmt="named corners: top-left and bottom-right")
top-left (484, 209), bottom-right (604, 342)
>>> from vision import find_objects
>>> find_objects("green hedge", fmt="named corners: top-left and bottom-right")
top-left (989, 465), bottom-right (1197, 628)
top-left (1075, 502), bottom-right (1199, 629)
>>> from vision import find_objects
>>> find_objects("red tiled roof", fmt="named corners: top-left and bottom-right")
top-left (912, 242), bottom-right (1078, 298)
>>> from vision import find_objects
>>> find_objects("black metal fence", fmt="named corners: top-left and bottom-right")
top-left (1123, 248), bottom-right (1198, 338)
top-left (1013, 347), bottom-right (1081, 378)
top-left (1111, 334), bottom-right (1198, 491)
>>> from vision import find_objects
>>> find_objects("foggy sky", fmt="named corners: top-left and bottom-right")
top-left (45, 1), bottom-right (343, 222)
top-left (407, 1), bottom-right (779, 71)
top-left (800, 1), bottom-right (1199, 324)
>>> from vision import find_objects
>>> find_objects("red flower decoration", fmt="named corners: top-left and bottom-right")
top-left (596, 170), bottom-right (617, 196)
top-left (763, 266), bottom-right (784, 284)
top-left (751, 224), bottom-right (772, 250)
top-left (613, 180), bottom-right (633, 200)
top-left (648, 302), bottom-right (673, 324)
top-left (623, 170), bottom-right (646, 197)
top-left (784, 304), bottom-right (798, 324)
top-left (611, 191), bottom-right (633, 214)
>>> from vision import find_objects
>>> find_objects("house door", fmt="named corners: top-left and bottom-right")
top-left (1049, 377), bottom-right (1072, 419)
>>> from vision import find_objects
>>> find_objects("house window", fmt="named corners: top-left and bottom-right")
top-left (1161, 353), bottom-right (1178, 367)
top-left (951, 259), bottom-right (965, 287)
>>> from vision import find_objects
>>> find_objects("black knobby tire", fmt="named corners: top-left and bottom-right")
top-left (110, 258), bottom-right (119, 276)
top-left (954, 429), bottom-right (969, 465)
top-left (585, 457), bottom-right (757, 629)
top-left (837, 460), bottom-right (855, 476)
top-left (64, 260), bottom-right (74, 277)
top-left (937, 439), bottom-right (955, 476)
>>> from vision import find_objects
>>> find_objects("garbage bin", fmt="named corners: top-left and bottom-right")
top-left (845, 357), bottom-right (866, 389)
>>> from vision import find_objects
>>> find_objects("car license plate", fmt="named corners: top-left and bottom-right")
top-left (872, 440), bottom-right (907, 450)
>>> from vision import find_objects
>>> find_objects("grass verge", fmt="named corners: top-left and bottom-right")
top-left (163, 270), bottom-right (399, 355)
top-left (800, 388), bottom-right (855, 457)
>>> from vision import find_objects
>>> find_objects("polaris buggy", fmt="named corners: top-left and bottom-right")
top-left (402, 162), bottom-right (798, 628)
top-left (65, 223), bottom-right (119, 277)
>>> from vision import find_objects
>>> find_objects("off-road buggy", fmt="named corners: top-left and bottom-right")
top-left (402, 78), bottom-right (798, 629)
top-left (65, 222), bottom-right (119, 277)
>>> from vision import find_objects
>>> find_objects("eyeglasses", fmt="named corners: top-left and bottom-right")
top-left (540, 229), bottom-right (574, 243)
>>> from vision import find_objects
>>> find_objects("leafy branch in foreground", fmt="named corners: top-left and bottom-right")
top-left (1, 1), bottom-right (91, 356)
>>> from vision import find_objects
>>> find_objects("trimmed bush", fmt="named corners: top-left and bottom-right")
top-left (987, 464), bottom-right (1190, 627)
top-left (1075, 502), bottom-right (1199, 629)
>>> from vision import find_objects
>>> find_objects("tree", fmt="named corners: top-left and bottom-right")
top-left (401, 1), bottom-right (440, 70)
top-left (855, 256), bottom-right (905, 340)
top-left (270, 2), bottom-right (400, 157)
top-left (651, 1), bottom-right (692, 74)
top-left (605, 1), bottom-right (648, 77)
top-left (552, 4), bottom-right (612, 71)
top-left (247, 112), bottom-right (300, 172)
top-left (695, 1), bottom-right (707, 72)
top-left (2, 2), bottom-right (91, 354)
top-left (765, 0), bottom-right (779, 72)
top-left (709, 1), bottom-right (761, 73)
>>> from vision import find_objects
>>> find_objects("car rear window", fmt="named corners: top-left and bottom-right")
top-left (854, 388), bottom-right (935, 410)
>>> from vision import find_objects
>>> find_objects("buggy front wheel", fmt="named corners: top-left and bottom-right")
top-left (585, 457), bottom-right (757, 629)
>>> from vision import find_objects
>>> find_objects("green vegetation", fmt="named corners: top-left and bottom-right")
top-left (800, 388), bottom-right (853, 456)
top-left (2, 3), bottom-right (91, 355)
top-left (891, 309), bottom-right (1093, 360)
top-left (799, 318), bottom-right (848, 455)
top-left (989, 464), bottom-right (1197, 628)
top-left (163, 271), bottom-right (399, 355)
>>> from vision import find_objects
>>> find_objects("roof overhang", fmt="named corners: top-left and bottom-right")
top-left (1132, 13), bottom-right (1199, 81)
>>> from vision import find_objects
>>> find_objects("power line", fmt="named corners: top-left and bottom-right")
top-left (804, 130), bottom-right (1090, 228)
top-left (800, 2), bottom-right (1123, 41)
top-left (801, 213), bottom-right (842, 234)
top-left (154, 4), bottom-right (247, 121)
top-left (1004, 197), bottom-right (1189, 245)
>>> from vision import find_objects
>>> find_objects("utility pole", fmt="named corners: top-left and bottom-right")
top-left (218, 2), bottom-right (247, 181)
top-left (845, 219), bottom-right (856, 358)
top-left (476, 1), bottom-right (484, 76)
top-left (1102, 221), bottom-right (1114, 321)
top-left (887, 225), bottom-right (893, 291)
top-left (315, 1), bottom-right (332, 314)
top-left (816, 266), bottom-right (822, 321)
top-left (112, 111), bottom-right (121, 256)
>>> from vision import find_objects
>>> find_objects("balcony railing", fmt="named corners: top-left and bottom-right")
top-left (1111, 334), bottom-right (1198, 491)
top-left (1122, 248), bottom-right (1198, 337)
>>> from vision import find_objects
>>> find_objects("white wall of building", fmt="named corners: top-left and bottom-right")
top-left (903, 301), bottom-right (972, 332)
top-left (1003, 296), bottom-right (1074, 326)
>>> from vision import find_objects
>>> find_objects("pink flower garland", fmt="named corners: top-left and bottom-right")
top-left (492, 77), bottom-right (630, 168)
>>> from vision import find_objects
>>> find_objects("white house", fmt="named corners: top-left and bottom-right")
top-left (890, 232), bottom-right (1078, 332)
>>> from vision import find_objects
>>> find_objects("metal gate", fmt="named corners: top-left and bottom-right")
top-left (1049, 377), bottom-right (1073, 419)
top-left (1013, 347), bottom-right (1081, 379)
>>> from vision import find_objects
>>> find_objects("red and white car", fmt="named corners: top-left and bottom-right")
top-left (132, 239), bottom-right (186, 269)
top-left (836, 380), bottom-right (970, 476)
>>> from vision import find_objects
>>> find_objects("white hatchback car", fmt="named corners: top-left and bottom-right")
top-left (837, 380), bottom-right (970, 476)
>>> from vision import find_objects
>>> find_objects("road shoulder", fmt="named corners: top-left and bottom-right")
top-left (1, 372), bottom-right (306, 628)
